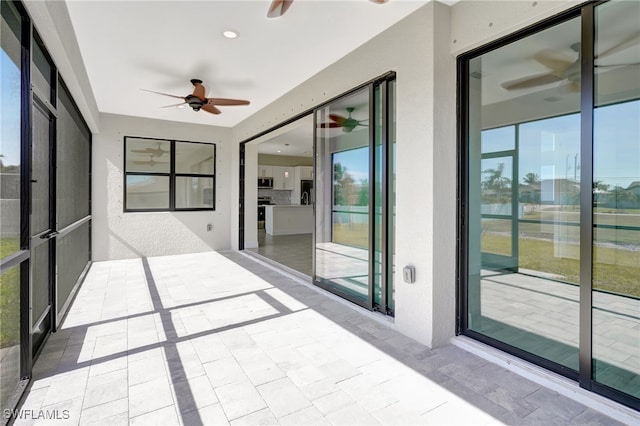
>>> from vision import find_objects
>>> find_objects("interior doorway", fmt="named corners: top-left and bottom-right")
top-left (246, 115), bottom-right (314, 277)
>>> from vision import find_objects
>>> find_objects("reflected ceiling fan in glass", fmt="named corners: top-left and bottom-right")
top-left (131, 142), bottom-right (169, 157)
top-left (501, 33), bottom-right (640, 92)
top-left (318, 107), bottom-right (368, 133)
top-left (133, 155), bottom-right (168, 167)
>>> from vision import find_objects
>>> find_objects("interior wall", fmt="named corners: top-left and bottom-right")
top-left (92, 113), bottom-right (232, 261)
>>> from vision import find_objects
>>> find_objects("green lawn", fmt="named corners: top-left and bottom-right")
top-left (0, 237), bottom-right (21, 348)
top-left (0, 237), bottom-right (20, 259)
top-left (482, 233), bottom-right (640, 298)
top-left (333, 223), bottom-right (369, 250)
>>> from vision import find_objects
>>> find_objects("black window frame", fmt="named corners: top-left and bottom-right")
top-left (123, 136), bottom-right (216, 212)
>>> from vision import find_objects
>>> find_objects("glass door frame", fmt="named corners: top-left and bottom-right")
top-left (457, 0), bottom-right (639, 410)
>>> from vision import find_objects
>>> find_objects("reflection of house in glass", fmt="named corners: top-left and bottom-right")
top-left (594, 181), bottom-right (640, 209)
top-left (520, 178), bottom-right (580, 206)
top-left (125, 175), bottom-right (170, 209)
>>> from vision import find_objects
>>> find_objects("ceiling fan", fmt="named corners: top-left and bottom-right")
top-left (141, 79), bottom-right (250, 114)
top-left (133, 155), bottom-right (168, 167)
top-left (502, 34), bottom-right (640, 91)
top-left (319, 107), bottom-right (367, 133)
top-left (131, 142), bottom-right (168, 157)
top-left (268, 0), bottom-right (389, 18)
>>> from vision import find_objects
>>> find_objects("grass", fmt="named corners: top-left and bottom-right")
top-left (482, 233), bottom-right (640, 298)
top-left (0, 269), bottom-right (20, 349)
top-left (0, 237), bottom-right (21, 348)
top-left (0, 237), bottom-right (20, 259)
top-left (333, 223), bottom-right (369, 250)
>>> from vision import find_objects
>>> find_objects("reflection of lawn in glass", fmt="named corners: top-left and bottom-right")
top-left (332, 223), bottom-right (368, 250)
top-left (482, 233), bottom-right (640, 297)
top-left (0, 237), bottom-right (21, 348)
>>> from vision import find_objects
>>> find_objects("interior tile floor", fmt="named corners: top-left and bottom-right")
top-left (14, 251), bottom-right (636, 426)
top-left (248, 229), bottom-right (312, 276)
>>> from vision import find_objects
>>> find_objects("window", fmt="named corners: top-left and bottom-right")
top-left (124, 137), bottom-right (216, 211)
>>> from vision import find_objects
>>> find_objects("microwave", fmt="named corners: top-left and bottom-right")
top-left (258, 178), bottom-right (273, 188)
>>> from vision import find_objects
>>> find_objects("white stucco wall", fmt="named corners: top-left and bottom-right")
top-left (92, 113), bottom-right (232, 261)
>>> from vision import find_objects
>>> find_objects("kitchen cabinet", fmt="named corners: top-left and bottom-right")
top-left (272, 166), bottom-right (294, 190)
top-left (258, 165), bottom-right (273, 178)
top-left (298, 166), bottom-right (313, 180)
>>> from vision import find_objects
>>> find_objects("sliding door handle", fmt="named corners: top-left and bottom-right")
top-left (40, 231), bottom-right (59, 239)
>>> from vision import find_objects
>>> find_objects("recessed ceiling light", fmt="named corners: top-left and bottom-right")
top-left (223, 30), bottom-right (238, 39)
top-left (277, 150), bottom-right (282, 153)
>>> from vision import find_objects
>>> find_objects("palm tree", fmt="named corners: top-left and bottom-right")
top-left (482, 163), bottom-right (511, 204)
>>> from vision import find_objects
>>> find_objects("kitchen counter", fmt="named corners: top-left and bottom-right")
top-left (265, 205), bottom-right (313, 236)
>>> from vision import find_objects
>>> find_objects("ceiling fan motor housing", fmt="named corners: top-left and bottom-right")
top-left (185, 95), bottom-right (205, 111)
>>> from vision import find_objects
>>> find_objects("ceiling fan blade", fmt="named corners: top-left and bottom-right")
top-left (319, 122), bottom-right (342, 128)
top-left (160, 102), bottom-right (187, 108)
top-left (140, 88), bottom-right (185, 100)
top-left (596, 62), bottom-right (640, 68)
top-left (192, 81), bottom-right (206, 100)
top-left (534, 50), bottom-right (575, 73)
top-left (369, 0), bottom-right (390, 3)
top-left (597, 32), bottom-right (640, 59)
top-left (501, 73), bottom-right (564, 90)
top-left (207, 98), bottom-right (250, 106)
top-left (202, 104), bottom-right (222, 115)
top-left (328, 114), bottom-right (347, 125)
top-left (267, 0), bottom-right (294, 18)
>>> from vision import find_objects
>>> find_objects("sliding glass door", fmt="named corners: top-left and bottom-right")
top-left (591, 0), bottom-right (640, 400)
top-left (313, 76), bottom-right (395, 313)
top-left (315, 88), bottom-right (372, 305)
top-left (461, 0), bottom-right (639, 408)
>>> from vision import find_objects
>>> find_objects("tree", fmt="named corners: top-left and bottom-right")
top-left (333, 163), bottom-right (347, 205)
top-left (522, 172), bottom-right (540, 185)
top-left (357, 179), bottom-right (369, 206)
top-left (593, 180), bottom-right (611, 192)
top-left (482, 163), bottom-right (511, 204)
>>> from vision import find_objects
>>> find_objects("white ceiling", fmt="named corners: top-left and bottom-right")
top-left (65, 0), bottom-right (433, 128)
top-left (256, 114), bottom-right (314, 156)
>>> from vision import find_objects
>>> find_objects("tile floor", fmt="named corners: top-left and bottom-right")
top-left (248, 230), bottom-right (312, 276)
top-left (13, 251), bottom-right (635, 425)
